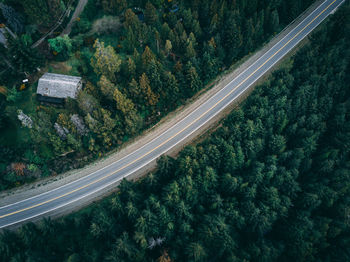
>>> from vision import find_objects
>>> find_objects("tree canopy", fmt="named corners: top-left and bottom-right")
top-left (0, 3), bottom-right (349, 261)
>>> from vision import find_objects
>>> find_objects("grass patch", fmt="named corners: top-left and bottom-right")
top-left (48, 56), bottom-right (82, 76)
top-left (0, 84), bottom-right (38, 147)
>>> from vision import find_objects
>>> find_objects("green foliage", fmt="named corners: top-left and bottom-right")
top-left (5, 87), bottom-right (21, 103)
top-left (0, 0), bottom-right (332, 215)
top-left (98, 75), bottom-right (116, 99)
top-left (0, 3), bottom-right (24, 33)
top-left (113, 87), bottom-right (135, 115)
top-left (92, 16), bottom-right (122, 36)
top-left (19, 0), bottom-right (62, 27)
top-left (7, 34), bottom-right (43, 74)
top-left (1, 3), bottom-right (349, 261)
top-left (145, 2), bottom-right (158, 25)
top-left (0, 96), bottom-right (6, 129)
top-left (185, 62), bottom-right (202, 95)
top-left (48, 35), bottom-right (73, 59)
top-left (48, 35), bottom-right (72, 54)
top-left (91, 39), bottom-right (122, 82)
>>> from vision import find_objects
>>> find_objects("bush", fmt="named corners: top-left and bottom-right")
top-left (70, 0), bottom-right (98, 36)
top-left (71, 18), bottom-right (92, 36)
top-left (92, 16), bottom-right (121, 36)
top-left (48, 35), bottom-right (73, 61)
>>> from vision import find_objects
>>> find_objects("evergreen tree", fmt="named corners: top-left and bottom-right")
top-left (0, 3), bottom-right (24, 33)
top-left (269, 9), bottom-right (280, 33)
top-left (7, 34), bottom-right (42, 73)
top-left (98, 75), bottom-right (117, 99)
top-left (222, 14), bottom-right (243, 63)
top-left (91, 39), bottom-right (122, 82)
top-left (185, 62), bottom-right (202, 95)
top-left (48, 35), bottom-right (72, 59)
top-left (145, 2), bottom-right (158, 25)
top-left (129, 78), bottom-right (142, 103)
top-left (21, 0), bottom-right (61, 27)
top-left (113, 88), bottom-right (136, 116)
top-left (139, 73), bottom-right (159, 107)
top-left (142, 46), bottom-right (156, 69)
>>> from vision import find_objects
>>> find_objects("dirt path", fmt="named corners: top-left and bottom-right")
top-left (0, 0), bottom-right (323, 207)
top-left (61, 0), bottom-right (88, 36)
top-left (31, 0), bottom-right (85, 48)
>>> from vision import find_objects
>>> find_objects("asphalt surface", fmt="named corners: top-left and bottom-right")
top-left (0, 0), bottom-right (344, 229)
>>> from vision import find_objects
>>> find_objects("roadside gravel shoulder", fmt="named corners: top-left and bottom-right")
top-left (0, 0), bottom-right (323, 207)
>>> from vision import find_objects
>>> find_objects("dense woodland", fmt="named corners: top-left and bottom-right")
top-left (0, 3), bottom-right (349, 261)
top-left (0, 0), bottom-right (316, 190)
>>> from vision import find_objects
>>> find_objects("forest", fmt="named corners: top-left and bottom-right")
top-left (0, 0), bottom-right (316, 190)
top-left (0, 2), bottom-right (349, 261)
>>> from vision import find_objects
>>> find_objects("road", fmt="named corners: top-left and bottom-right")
top-left (0, 0), bottom-right (344, 229)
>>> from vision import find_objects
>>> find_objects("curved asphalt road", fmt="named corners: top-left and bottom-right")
top-left (0, 0), bottom-right (344, 229)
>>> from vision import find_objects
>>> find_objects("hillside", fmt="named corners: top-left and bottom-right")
top-left (0, 2), bottom-right (349, 261)
top-left (0, 0), bottom-right (316, 190)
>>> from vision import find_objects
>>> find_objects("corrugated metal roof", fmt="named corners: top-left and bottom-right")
top-left (36, 73), bottom-right (82, 99)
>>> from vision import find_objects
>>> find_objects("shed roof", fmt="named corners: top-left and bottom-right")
top-left (36, 73), bottom-right (82, 99)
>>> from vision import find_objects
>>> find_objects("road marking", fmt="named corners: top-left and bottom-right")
top-left (0, 0), bottom-right (337, 221)
top-left (1, 0), bottom-right (328, 212)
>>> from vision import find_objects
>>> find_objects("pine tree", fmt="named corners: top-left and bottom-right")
top-left (113, 88), bottom-right (136, 116)
top-left (145, 2), bottom-right (158, 25)
top-left (8, 34), bottom-right (43, 74)
top-left (126, 58), bottom-right (136, 78)
top-left (186, 242), bottom-right (207, 262)
top-left (91, 39), bottom-right (122, 82)
top-left (139, 73), bottom-right (159, 107)
top-left (124, 9), bottom-right (139, 28)
top-left (98, 75), bottom-right (116, 99)
top-left (0, 3), bottom-right (24, 33)
top-left (209, 13), bottom-right (219, 34)
top-left (129, 78), bottom-right (142, 103)
top-left (161, 23), bottom-right (171, 41)
top-left (185, 41), bottom-right (196, 61)
top-left (244, 18), bottom-right (255, 52)
top-left (163, 71), bottom-right (179, 102)
top-left (125, 26), bottom-right (137, 52)
top-left (147, 60), bottom-right (163, 94)
top-left (101, 0), bottom-right (126, 14)
top-left (222, 14), bottom-right (243, 63)
top-left (165, 40), bottom-right (172, 57)
top-left (142, 46), bottom-right (156, 68)
top-left (201, 51), bottom-right (218, 82)
top-left (185, 62), bottom-right (202, 95)
top-left (269, 9), bottom-right (280, 33)
top-left (21, 0), bottom-right (61, 27)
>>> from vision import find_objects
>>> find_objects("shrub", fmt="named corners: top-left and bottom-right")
top-left (92, 16), bottom-right (121, 36)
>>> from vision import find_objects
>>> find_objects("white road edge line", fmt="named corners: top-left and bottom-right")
top-left (0, 0), bottom-right (331, 211)
top-left (0, 0), bottom-right (339, 228)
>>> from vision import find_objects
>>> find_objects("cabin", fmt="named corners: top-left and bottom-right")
top-left (36, 73), bottom-right (82, 103)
